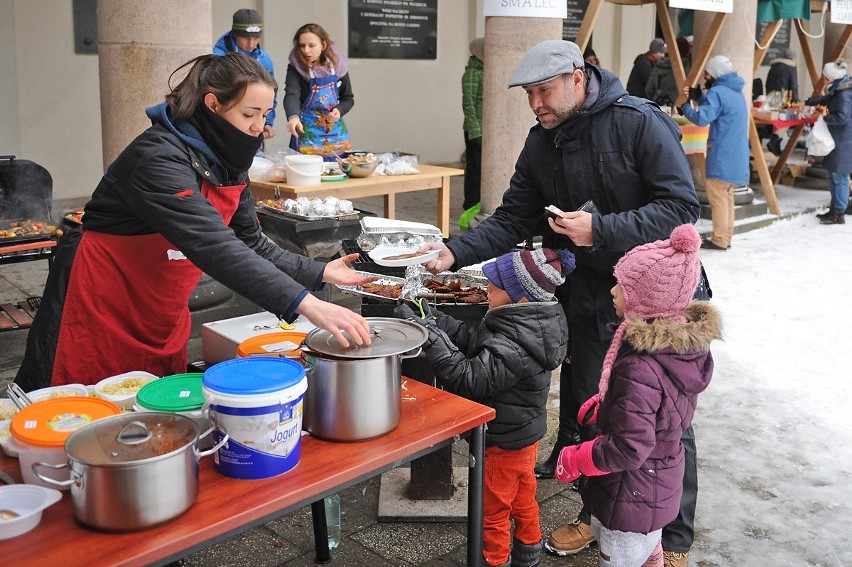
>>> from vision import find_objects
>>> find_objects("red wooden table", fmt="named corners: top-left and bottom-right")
top-left (753, 114), bottom-right (818, 183)
top-left (0, 379), bottom-right (495, 566)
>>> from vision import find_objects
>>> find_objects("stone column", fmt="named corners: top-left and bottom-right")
top-left (97, 0), bottom-right (212, 170)
top-left (694, 4), bottom-right (757, 102)
top-left (474, 16), bottom-right (563, 225)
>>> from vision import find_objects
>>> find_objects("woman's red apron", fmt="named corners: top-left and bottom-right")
top-left (51, 181), bottom-right (244, 386)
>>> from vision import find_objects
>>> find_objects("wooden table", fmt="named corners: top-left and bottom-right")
top-left (0, 379), bottom-right (494, 567)
top-left (250, 164), bottom-right (464, 237)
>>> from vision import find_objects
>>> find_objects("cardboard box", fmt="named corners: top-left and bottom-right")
top-left (753, 109), bottom-right (779, 121)
top-left (201, 312), bottom-right (316, 365)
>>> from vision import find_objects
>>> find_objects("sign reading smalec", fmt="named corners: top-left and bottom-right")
top-left (669, 0), bottom-right (733, 14)
top-left (483, 0), bottom-right (568, 19)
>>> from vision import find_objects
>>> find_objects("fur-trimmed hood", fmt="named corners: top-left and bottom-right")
top-left (623, 301), bottom-right (722, 354)
top-left (622, 301), bottom-right (722, 397)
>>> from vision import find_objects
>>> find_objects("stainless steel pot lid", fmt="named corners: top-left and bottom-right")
top-left (64, 412), bottom-right (199, 466)
top-left (303, 317), bottom-right (427, 359)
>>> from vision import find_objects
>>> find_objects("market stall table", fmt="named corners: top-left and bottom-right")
top-left (250, 164), bottom-right (464, 237)
top-left (752, 114), bottom-right (818, 184)
top-left (0, 379), bottom-right (494, 567)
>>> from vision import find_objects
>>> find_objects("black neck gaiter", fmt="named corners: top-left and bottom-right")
top-left (192, 102), bottom-right (263, 179)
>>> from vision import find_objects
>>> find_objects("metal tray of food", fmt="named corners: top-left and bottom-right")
top-left (336, 271), bottom-right (488, 304)
top-left (256, 201), bottom-right (360, 222)
top-left (0, 219), bottom-right (57, 246)
top-left (335, 271), bottom-right (424, 302)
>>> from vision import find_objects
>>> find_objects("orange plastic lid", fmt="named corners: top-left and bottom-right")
top-left (237, 331), bottom-right (307, 359)
top-left (10, 396), bottom-right (121, 448)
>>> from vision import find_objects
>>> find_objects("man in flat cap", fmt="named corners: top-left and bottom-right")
top-left (214, 8), bottom-right (278, 139)
top-left (419, 39), bottom-right (701, 567)
top-left (626, 37), bottom-right (667, 97)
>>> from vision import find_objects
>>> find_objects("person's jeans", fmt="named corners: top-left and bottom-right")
top-left (463, 135), bottom-right (482, 211)
top-left (577, 426), bottom-right (697, 553)
top-left (828, 170), bottom-right (851, 212)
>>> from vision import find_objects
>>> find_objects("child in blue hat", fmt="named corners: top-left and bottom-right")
top-left (395, 247), bottom-right (574, 567)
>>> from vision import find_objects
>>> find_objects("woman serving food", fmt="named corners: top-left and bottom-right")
top-left (284, 23), bottom-right (354, 159)
top-left (15, 53), bottom-right (373, 392)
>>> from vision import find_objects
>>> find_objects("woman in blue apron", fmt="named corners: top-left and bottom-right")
top-left (284, 24), bottom-right (354, 160)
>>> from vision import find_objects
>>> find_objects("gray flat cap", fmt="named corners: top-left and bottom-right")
top-left (507, 40), bottom-right (584, 88)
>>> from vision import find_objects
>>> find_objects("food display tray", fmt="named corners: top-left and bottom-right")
top-left (335, 271), bottom-right (427, 302)
top-left (256, 202), bottom-right (360, 222)
top-left (0, 218), bottom-right (56, 246)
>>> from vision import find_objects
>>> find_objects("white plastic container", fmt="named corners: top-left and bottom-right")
top-left (0, 484), bottom-right (62, 540)
top-left (28, 383), bottom-right (89, 403)
top-left (284, 154), bottom-right (323, 186)
top-left (94, 371), bottom-right (159, 410)
top-left (202, 358), bottom-right (307, 479)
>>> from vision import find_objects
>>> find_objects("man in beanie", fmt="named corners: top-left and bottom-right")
top-left (214, 9), bottom-right (278, 139)
top-left (418, 39), bottom-right (701, 564)
top-left (555, 224), bottom-right (721, 567)
top-left (394, 247), bottom-right (574, 567)
top-left (626, 37), bottom-right (667, 97)
top-left (679, 54), bottom-right (749, 250)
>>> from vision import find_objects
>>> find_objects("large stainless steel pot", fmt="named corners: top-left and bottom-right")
top-left (300, 317), bottom-right (427, 441)
top-left (32, 412), bottom-right (227, 531)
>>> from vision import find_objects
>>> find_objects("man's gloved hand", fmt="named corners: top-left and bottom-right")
top-left (688, 86), bottom-right (703, 101)
top-left (676, 105), bottom-right (686, 116)
top-left (392, 301), bottom-right (451, 351)
top-left (578, 394), bottom-right (600, 426)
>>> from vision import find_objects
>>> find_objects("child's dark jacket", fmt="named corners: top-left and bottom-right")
top-left (421, 301), bottom-right (568, 450)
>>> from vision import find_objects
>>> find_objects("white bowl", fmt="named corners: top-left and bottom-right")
top-left (28, 384), bottom-right (89, 403)
top-left (94, 371), bottom-right (159, 409)
top-left (0, 484), bottom-right (62, 539)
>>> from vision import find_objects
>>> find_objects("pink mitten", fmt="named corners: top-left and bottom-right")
top-left (554, 439), bottom-right (608, 484)
top-left (578, 394), bottom-right (600, 426)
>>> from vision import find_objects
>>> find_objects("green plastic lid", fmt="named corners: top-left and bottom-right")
top-left (135, 373), bottom-right (204, 413)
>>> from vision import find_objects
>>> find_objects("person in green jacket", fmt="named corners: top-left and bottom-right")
top-left (460, 38), bottom-right (484, 230)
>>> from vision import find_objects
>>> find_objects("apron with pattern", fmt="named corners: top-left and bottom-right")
top-left (50, 180), bottom-right (244, 385)
top-left (291, 67), bottom-right (351, 159)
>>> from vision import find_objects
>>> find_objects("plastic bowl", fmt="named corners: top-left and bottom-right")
top-left (94, 371), bottom-right (159, 409)
top-left (28, 384), bottom-right (89, 403)
top-left (0, 484), bottom-right (62, 540)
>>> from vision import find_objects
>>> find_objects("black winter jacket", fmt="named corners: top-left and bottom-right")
top-left (422, 302), bottom-right (568, 450)
top-left (765, 58), bottom-right (798, 102)
top-left (447, 66), bottom-right (700, 340)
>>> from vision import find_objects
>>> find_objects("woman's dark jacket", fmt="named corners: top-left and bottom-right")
top-left (420, 302), bottom-right (568, 450)
top-left (283, 64), bottom-right (354, 121)
top-left (806, 77), bottom-right (852, 173)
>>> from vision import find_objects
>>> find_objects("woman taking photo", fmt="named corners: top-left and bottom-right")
top-left (15, 52), bottom-right (372, 391)
top-left (284, 23), bottom-right (354, 159)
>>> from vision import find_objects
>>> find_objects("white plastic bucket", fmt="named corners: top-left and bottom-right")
top-left (284, 154), bottom-right (323, 186)
top-left (202, 358), bottom-right (307, 479)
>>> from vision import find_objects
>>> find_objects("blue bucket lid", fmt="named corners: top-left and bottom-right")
top-left (203, 358), bottom-right (305, 395)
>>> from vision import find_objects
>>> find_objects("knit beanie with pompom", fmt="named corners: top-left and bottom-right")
top-left (597, 224), bottom-right (702, 400)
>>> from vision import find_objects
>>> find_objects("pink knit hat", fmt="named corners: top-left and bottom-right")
top-left (598, 224), bottom-right (702, 400)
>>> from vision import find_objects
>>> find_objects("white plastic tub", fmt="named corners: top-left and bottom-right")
top-left (284, 154), bottom-right (323, 186)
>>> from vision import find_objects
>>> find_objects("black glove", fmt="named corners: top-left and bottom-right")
top-left (688, 87), bottom-right (703, 102)
top-left (676, 105), bottom-right (685, 116)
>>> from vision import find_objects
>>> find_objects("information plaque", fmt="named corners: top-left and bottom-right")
top-left (349, 0), bottom-right (438, 60)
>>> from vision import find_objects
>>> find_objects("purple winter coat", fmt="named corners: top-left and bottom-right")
top-left (581, 302), bottom-right (722, 533)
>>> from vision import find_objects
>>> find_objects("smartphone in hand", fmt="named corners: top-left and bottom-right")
top-left (545, 204), bottom-right (566, 219)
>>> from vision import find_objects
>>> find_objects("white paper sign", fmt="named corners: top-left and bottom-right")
top-left (484, 0), bottom-right (568, 19)
top-left (669, 0), bottom-right (733, 14)
top-left (832, 0), bottom-right (852, 24)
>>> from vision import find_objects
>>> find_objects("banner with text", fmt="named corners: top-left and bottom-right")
top-left (832, 0), bottom-right (852, 24)
top-left (670, 0), bottom-right (733, 14)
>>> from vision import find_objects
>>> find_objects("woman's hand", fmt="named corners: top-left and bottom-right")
top-left (262, 125), bottom-right (276, 139)
top-left (296, 294), bottom-right (371, 348)
top-left (287, 116), bottom-right (304, 138)
top-left (327, 108), bottom-right (341, 123)
top-left (322, 253), bottom-right (378, 286)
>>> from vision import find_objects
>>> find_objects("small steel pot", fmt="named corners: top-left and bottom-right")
top-left (33, 412), bottom-right (227, 531)
top-left (300, 318), bottom-right (426, 441)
